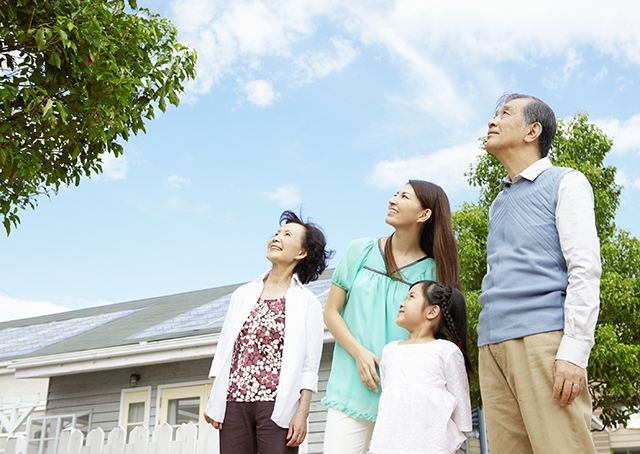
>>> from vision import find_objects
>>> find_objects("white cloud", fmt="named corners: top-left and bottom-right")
top-left (595, 114), bottom-right (640, 155)
top-left (95, 153), bottom-right (128, 181)
top-left (170, 0), bottom-right (640, 118)
top-left (173, 0), bottom-right (338, 95)
top-left (170, 0), bottom-right (217, 35)
top-left (261, 184), bottom-right (302, 207)
top-left (244, 79), bottom-right (276, 106)
top-left (164, 175), bottom-right (192, 190)
top-left (593, 65), bottom-right (608, 83)
top-left (0, 295), bottom-right (72, 322)
top-left (367, 140), bottom-right (483, 195)
top-left (543, 49), bottom-right (582, 92)
top-left (615, 169), bottom-right (640, 190)
top-left (292, 37), bottom-right (359, 86)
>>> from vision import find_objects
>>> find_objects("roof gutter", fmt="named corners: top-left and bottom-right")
top-left (8, 333), bottom-right (221, 378)
top-left (8, 330), bottom-right (335, 379)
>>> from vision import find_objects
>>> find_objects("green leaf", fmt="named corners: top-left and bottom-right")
top-left (56, 102), bottom-right (68, 122)
top-left (35, 27), bottom-right (47, 51)
top-left (59, 29), bottom-right (69, 47)
top-left (1, 0), bottom-right (197, 235)
top-left (48, 51), bottom-right (62, 69)
top-left (168, 90), bottom-right (180, 107)
top-left (42, 98), bottom-right (53, 117)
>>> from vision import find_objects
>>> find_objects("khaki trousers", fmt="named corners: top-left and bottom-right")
top-left (479, 331), bottom-right (596, 454)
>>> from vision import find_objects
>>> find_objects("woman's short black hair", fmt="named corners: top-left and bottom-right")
top-left (279, 210), bottom-right (334, 285)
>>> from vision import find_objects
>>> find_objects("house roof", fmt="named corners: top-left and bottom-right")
top-left (1, 270), bottom-right (333, 378)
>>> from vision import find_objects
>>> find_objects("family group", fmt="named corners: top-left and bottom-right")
top-left (202, 93), bottom-right (602, 454)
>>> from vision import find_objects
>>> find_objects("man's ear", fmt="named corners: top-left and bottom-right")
top-left (524, 121), bottom-right (542, 144)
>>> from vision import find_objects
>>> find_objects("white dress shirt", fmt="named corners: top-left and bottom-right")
top-left (499, 157), bottom-right (602, 368)
top-left (204, 271), bottom-right (324, 428)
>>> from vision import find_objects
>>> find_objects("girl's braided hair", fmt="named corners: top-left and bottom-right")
top-left (411, 280), bottom-right (475, 379)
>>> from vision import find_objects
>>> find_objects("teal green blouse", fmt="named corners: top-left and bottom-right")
top-left (322, 238), bottom-right (436, 420)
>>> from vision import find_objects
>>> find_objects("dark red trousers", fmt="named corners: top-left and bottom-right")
top-left (219, 401), bottom-right (298, 454)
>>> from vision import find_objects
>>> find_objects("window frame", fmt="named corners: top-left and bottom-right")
top-left (26, 411), bottom-right (92, 454)
top-left (155, 381), bottom-right (211, 429)
top-left (118, 387), bottom-right (152, 436)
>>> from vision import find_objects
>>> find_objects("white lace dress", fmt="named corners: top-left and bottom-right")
top-left (369, 340), bottom-right (472, 454)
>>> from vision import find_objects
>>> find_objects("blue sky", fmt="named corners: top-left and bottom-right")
top-left (1, 0), bottom-right (639, 322)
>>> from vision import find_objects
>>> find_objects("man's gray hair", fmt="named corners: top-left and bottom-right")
top-left (496, 93), bottom-right (557, 158)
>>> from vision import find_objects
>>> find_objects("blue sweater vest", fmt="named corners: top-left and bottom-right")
top-left (477, 166), bottom-right (574, 347)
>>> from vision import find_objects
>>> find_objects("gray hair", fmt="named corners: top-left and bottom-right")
top-left (495, 93), bottom-right (557, 158)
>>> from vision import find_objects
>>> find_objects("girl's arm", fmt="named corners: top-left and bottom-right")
top-left (323, 283), bottom-right (381, 392)
top-left (444, 349), bottom-right (472, 432)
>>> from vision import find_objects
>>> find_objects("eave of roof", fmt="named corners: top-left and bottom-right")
top-left (7, 329), bottom-right (336, 378)
top-left (7, 332), bottom-right (220, 378)
top-left (3, 269), bottom-right (335, 378)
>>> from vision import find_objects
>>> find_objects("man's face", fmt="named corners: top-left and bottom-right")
top-left (486, 97), bottom-right (530, 156)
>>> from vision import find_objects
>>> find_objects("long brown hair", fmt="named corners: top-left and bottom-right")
top-left (383, 180), bottom-right (461, 290)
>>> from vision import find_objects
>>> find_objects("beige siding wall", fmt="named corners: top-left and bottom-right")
top-left (591, 429), bottom-right (611, 454)
top-left (308, 343), bottom-right (333, 454)
top-left (610, 427), bottom-right (640, 453)
top-left (45, 348), bottom-right (336, 453)
top-left (47, 347), bottom-right (631, 454)
top-left (46, 359), bottom-right (212, 432)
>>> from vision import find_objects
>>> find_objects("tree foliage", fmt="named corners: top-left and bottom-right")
top-left (455, 112), bottom-right (640, 427)
top-left (0, 0), bottom-right (197, 234)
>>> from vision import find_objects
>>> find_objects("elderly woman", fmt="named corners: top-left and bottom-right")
top-left (204, 210), bottom-right (333, 454)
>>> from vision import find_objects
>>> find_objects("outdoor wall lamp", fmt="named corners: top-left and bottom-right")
top-left (130, 374), bottom-right (141, 387)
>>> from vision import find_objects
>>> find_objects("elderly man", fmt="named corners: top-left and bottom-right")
top-left (477, 93), bottom-right (601, 453)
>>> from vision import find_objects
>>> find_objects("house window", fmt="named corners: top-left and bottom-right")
top-left (157, 382), bottom-right (211, 430)
top-left (167, 397), bottom-right (200, 426)
top-left (119, 388), bottom-right (151, 439)
top-left (26, 412), bottom-right (91, 454)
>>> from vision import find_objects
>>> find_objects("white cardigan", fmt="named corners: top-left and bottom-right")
top-left (204, 271), bottom-right (324, 428)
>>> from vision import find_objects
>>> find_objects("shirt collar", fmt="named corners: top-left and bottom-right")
top-left (252, 270), bottom-right (304, 288)
top-left (501, 157), bottom-right (552, 186)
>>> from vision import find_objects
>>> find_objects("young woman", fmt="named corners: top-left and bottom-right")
top-left (204, 211), bottom-right (333, 454)
top-left (322, 180), bottom-right (461, 454)
top-left (369, 280), bottom-right (473, 454)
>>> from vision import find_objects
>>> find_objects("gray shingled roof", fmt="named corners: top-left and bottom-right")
top-left (0, 270), bottom-right (333, 363)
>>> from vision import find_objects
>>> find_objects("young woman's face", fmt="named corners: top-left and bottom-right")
top-left (266, 222), bottom-right (307, 265)
top-left (396, 283), bottom-right (428, 330)
top-left (385, 183), bottom-right (430, 228)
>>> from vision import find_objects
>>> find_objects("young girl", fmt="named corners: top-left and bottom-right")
top-left (323, 180), bottom-right (461, 454)
top-left (369, 280), bottom-right (473, 454)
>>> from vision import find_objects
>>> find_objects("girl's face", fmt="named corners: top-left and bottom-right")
top-left (385, 183), bottom-right (431, 228)
top-left (397, 283), bottom-right (429, 330)
top-left (266, 223), bottom-right (307, 265)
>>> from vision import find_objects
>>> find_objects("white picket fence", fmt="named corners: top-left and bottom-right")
top-left (4, 422), bottom-right (308, 454)
top-left (5, 423), bottom-right (218, 454)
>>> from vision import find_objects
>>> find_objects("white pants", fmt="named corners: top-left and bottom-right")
top-left (323, 407), bottom-right (376, 454)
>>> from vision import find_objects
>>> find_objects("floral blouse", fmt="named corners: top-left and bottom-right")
top-left (227, 297), bottom-right (286, 402)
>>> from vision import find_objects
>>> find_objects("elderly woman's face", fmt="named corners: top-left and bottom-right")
top-left (266, 222), bottom-right (308, 265)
